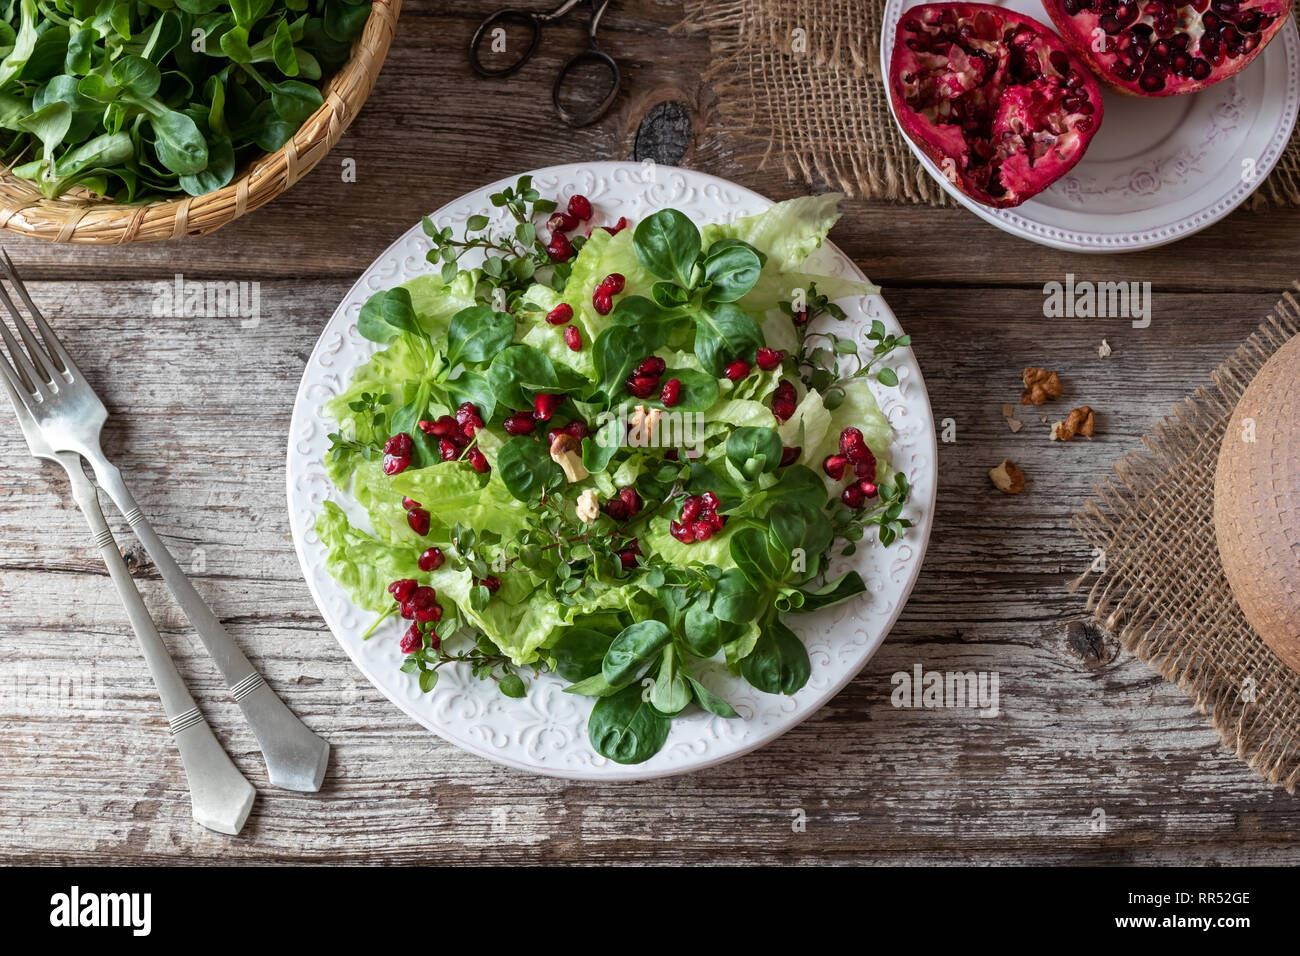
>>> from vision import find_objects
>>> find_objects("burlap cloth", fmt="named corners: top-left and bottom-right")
top-left (1070, 285), bottom-right (1300, 793)
top-left (678, 0), bottom-right (1300, 206)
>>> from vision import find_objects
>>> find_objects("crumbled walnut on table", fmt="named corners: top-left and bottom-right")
top-left (1050, 405), bottom-right (1096, 442)
top-left (1021, 367), bottom-right (1063, 405)
top-left (1001, 402), bottom-right (1022, 433)
top-left (989, 459), bottom-right (1026, 494)
top-left (1098, 339), bottom-right (1112, 359)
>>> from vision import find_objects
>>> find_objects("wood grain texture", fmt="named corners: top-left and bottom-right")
top-left (1, 0), bottom-right (1299, 865)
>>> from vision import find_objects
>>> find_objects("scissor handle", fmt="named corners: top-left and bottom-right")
top-left (469, 8), bottom-right (543, 78)
top-left (553, 46), bottom-right (620, 127)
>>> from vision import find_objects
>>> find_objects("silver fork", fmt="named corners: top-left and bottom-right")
top-left (0, 371), bottom-right (255, 834)
top-left (0, 251), bottom-right (329, 792)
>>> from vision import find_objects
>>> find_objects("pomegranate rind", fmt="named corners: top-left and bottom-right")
top-left (1041, 0), bottom-right (1291, 97)
top-left (889, 2), bottom-right (1105, 207)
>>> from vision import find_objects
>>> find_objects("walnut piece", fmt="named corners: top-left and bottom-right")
top-left (1001, 402), bottom-right (1022, 433)
top-left (549, 433), bottom-right (589, 483)
top-left (1098, 339), bottom-right (1112, 359)
top-left (989, 459), bottom-right (1026, 494)
top-left (1050, 405), bottom-right (1096, 442)
top-left (1021, 367), bottom-right (1063, 405)
top-left (575, 489), bottom-right (600, 523)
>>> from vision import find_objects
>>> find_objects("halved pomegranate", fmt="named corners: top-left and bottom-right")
top-left (1041, 0), bottom-right (1289, 96)
top-left (889, 3), bottom-right (1104, 207)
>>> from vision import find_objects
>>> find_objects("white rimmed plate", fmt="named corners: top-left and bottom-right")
top-left (285, 162), bottom-right (937, 780)
top-left (881, 0), bottom-right (1300, 251)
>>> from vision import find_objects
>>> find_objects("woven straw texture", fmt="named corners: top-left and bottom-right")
top-left (1071, 284), bottom-right (1300, 793)
top-left (0, 0), bottom-right (401, 243)
top-left (679, 0), bottom-right (1300, 205)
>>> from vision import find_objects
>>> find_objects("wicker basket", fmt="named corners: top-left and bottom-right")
top-left (0, 0), bottom-right (401, 243)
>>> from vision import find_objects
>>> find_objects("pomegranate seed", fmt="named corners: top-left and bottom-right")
top-left (414, 602), bottom-right (442, 624)
top-left (692, 520), bottom-right (716, 541)
top-left (449, 429), bottom-right (470, 448)
top-left (780, 446), bottom-right (801, 467)
top-left (400, 624), bottom-right (422, 654)
top-left (660, 377), bottom-right (682, 407)
top-left (618, 486), bottom-right (642, 516)
top-left (565, 325), bottom-right (583, 351)
top-left (792, 309), bottom-right (809, 328)
top-left (467, 448), bottom-right (490, 473)
top-left (756, 347), bottom-right (786, 371)
top-left (401, 496), bottom-right (422, 511)
top-left (823, 455), bottom-right (848, 480)
top-left (771, 380), bottom-right (797, 422)
top-left (709, 511), bottom-right (725, 531)
top-left (546, 231), bottom-right (574, 262)
top-left (533, 393), bottom-right (563, 420)
top-left (503, 413), bottom-right (536, 435)
top-left (567, 194), bottom-right (592, 221)
top-left (618, 549), bottom-right (638, 570)
top-left (388, 578), bottom-right (417, 604)
top-left (700, 492), bottom-right (719, 510)
top-left (547, 211), bottom-right (577, 233)
top-left (681, 497), bottom-right (702, 523)
top-left (607, 216), bottom-right (629, 234)
top-left (841, 484), bottom-right (866, 509)
top-left (636, 356), bottom-right (666, 377)
top-left (546, 303), bottom-right (574, 326)
top-left (604, 497), bottom-right (630, 521)
top-left (479, 576), bottom-right (501, 594)
top-left (563, 421), bottom-right (590, 440)
top-left (382, 453), bottom-right (410, 476)
top-left (858, 479), bottom-right (878, 498)
top-left (418, 547), bottom-right (445, 572)
top-left (410, 585), bottom-right (436, 607)
top-left (669, 520), bottom-right (695, 543)
top-left (592, 288), bottom-right (613, 316)
top-left (664, 449), bottom-right (679, 461)
top-left (839, 427), bottom-right (865, 454)
top-left (407, 508), bottom-right (431, 536)
top-left (428, 630), bottom-right (441, 651)
top-left (399, 602), bottom-right (415, 620)
top-left (384, 433), bottom-right (413, 457)
top-left (601, 273), bottom-right (626, 294)
top-left (438, 438), bottom-right (458, 461)
top-left (724, 359), bottom-right (751, 381)
top-left (421, 415), bottom-right (458, 438)
top-left (852, 448), bottom-right (877, 480)
top-left (626, 374), bottom-right (658, 398)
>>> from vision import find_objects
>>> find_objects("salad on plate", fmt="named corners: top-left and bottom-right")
top-left (316, 178), bottom-right (913, 764)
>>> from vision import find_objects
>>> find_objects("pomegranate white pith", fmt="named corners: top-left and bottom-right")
top-left (1042, 0), bottom-right (1290, 95)
top-left (890, 3), bottom-right (1105, 207)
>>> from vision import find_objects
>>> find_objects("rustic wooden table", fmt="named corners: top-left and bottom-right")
top-left (2, 0), bottom-right (1299, 865)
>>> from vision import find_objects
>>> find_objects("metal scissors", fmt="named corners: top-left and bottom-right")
top-left (469, 0), bottom-right (620, 127)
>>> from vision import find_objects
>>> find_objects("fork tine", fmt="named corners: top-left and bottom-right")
top-left (0, 317), bottom-right (40, 398)
top-left (0, 280), bottom-right (58, 386)
top-left (0, 292), bottom-right (48, 397)
top-left (0, 248), bottom-right (76, 377)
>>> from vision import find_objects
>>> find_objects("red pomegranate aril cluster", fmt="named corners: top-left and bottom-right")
top-left (671, 492), bottom-right (725, 544)
top-left (390, 579), bottom-right (445, 653)
top-left (724, 359), bottom-right (751, 382)
top-left (626, 355), bottom-right (667, 399)
top-left (545, 195), bottom-right (592, 263)
top-left (546, 303), bottom-right (574, 326)
top-left (383, 432), bottom-right (413, 476)
top-left (603, 486), bottom-right (643, 522)
top-left (423, 403), bottom-right (488, 472)
top-left (756, 347), bottom-right (786, 371)
top-left (418, 547), bottom-right (445, 572)
top-left (823, 426), bottom-right (879, 510)
top-left (771, 380), bottom-right (797, 423)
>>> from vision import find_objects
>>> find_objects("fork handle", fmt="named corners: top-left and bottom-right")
top-left (90, 459), bottom-right (330, 793)
top-left (63, 458), bottom-right (255, 835)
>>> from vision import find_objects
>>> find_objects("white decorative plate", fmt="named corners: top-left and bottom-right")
top-left (881, 0), bottom-right (1300, 251)
top-left (286, 162), bottom-right (937, 780)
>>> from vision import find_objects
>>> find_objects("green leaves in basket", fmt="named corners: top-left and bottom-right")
top-left (0, 0), bottom-right (371, 201)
